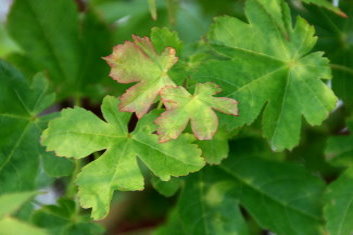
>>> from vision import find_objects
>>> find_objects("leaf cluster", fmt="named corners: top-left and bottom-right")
top-left (1, 0), bottom-right (353, 234)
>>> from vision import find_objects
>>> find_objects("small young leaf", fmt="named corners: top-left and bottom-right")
top-left (41, 96), bottom-right (204, 219)
top-left (32, 198), bottom-right (105, 235)
top-left (156, 83), bottom-right (238, 142)
top-left (151, 27), bottom-right (183, 54)
top-left (104, 36), bottom-right (178, 118)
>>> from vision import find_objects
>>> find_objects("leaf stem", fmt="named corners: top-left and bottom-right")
top-left (66, 159), bottom-right (82, 199)
top-left (330, 64), bottom-right (353, 76)
top-left (73, 94), bottom-right (82, 107)
top-left (157, 100), bottom-right (163, 109)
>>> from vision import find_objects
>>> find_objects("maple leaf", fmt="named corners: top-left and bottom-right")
top-left (41, 96), bottom-right (204, 219)
top-left (103, 35), bottom-right (177, 118)
top-left (156, 83), bottom-right (238, 142)
top-left (0, 61), bottom-right (73, 193)
top-left (193, 0), bottom-right (337, 150)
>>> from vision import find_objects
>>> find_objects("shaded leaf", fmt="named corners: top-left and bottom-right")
top-left (325, 119), bottom-right (353, 168)
top-left (324, 166), bottom-right (353, 235)
top-left (300, 0), bottom-right (346, 17)
top-left (151, 176), bottom-right (181, 197)
top-left (7, 0), bottom-right (81, 95)
top-left (0, 62), bottom-right (59, 193)
top-left (302, 1), bottom-right (353, 109)
top-left (196, 129), bottom-right (229, 164)
top-left (32, 198), bottom-right (104, 235)
top-left (216, 155), bottom-right (326, 235)
top-left (7, 0), bottom-right (112, 99)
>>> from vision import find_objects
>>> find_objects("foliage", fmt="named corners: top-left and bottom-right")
top-left (1, 0), bottom-right (353, 234)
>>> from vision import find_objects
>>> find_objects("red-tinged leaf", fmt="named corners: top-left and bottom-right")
top-left (103, 35), bottom-right (178, 118)
top-left (156, 82), bottom-right (238, 142)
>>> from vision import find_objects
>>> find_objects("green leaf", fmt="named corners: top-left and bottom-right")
top-left (0, 191), bottom-right (46, 235)
top-left (7, 0), bottom-right (112, 99)
top-left (156, 83), bottom-right (238, 142)
top-left (41, 95), bottom-right (204, 219)
top-left (151, 27), bottom-right (183, 55)
top-left (0, 62), bottom-right (58, 193)
top-left (216, 156), bottom-right (326, 235)
top-left (154, 170), bottom-right (250, 235)
top-left (324, 167), bottom-right (353, 235)
top-left (153, 208), bottom-right (183, 235)
top-left (303, 1), bottom-right (353, 109)
top-left (7, 0), bottom-right (81, 94)
top-left (196, 129), bottom-right (229, 164)
top-left (41, 152), bottom-right (74, 178)
top-left (176, 171), bottom-right (249, 235)
top-left (32, 198), bottom-right (104, 235)
top-left (325, 119), bottom-right (353, 167)
top-left (151, 176), bottom-right (181, 197)
top-left (194, 0), bottom-right (337, 150)
top-left (104, 35), bottom-right (178, 118)
top-left (0, 192), bottom-right (36, 218)
top-left (0, 217), bottom-right (47, 235)
top-left (300, 0), bottom-right (346, 17)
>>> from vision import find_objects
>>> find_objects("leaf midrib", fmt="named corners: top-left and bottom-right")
top-left (132, 136), bottom-right (202, 167)
top-left (219, 165), bottom-right (322, 222)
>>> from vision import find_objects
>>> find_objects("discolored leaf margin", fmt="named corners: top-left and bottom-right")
top-left (41, 96), bottom-right (205, 219)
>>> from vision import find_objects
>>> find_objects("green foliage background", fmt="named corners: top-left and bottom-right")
top-left (1, 0), bottom-right (353, 234)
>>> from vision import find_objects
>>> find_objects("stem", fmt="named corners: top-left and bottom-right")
top-left (157, 100), bottom-right (163, 109)
top-left (73, 94), bottom-right (82, 107)
top-left (65, 159), bottom-right (82, 199)
top-left (330, 64), bottom-right (353, 76)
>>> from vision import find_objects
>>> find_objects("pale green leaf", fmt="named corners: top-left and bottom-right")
top-left (0, 192), bottom-right (36, 218)
top-left (148, 0), bottom-right (157, 20)
top-left (156, 83), bottom-right (238, 142)
top-left (42, 96), bottom-right (204, 219)
top-left (0, 217), bottom-right (47, 235)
